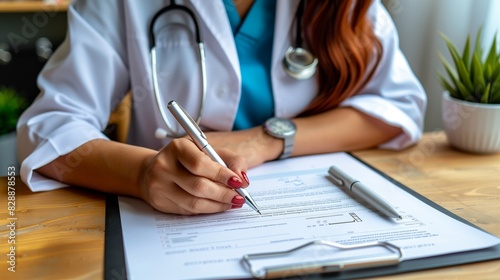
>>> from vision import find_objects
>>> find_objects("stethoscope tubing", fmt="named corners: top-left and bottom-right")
top-left (151, 0), bottom-right (317, 138)
top-left (150, 1), bottom-right (206, 138)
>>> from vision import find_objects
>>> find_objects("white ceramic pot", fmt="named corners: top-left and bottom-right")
top-left (0, 132), bottom-right (19, 176)
top-left (442, 91), bottom-right (500, 154)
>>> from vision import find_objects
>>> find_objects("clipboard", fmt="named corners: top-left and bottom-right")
top-left (104, 153), bottom-right (500, 279)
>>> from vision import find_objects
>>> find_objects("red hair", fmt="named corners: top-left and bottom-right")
top-left (300, 0), bottom-right (382, 116)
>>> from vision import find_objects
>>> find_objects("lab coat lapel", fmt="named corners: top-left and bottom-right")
top-left (189, 0), bottom-right (241, 80)
top-left (272, 0), bottom-right (300, 72)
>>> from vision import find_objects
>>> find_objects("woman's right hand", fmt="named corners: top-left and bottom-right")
top-left (139, 138), bottom-right (250, 215)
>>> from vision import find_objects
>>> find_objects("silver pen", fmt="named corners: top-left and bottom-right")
top-left (328, 166), bottom-right (402, 219)
top-left (167, 100), bottom-right (261, 215)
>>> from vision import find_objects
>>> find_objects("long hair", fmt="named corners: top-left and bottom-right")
top-left (300, 0), bottom-right (383, 116)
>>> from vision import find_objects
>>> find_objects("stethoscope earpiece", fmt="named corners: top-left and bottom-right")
top-left (283, 46), bottom-right (318, 80)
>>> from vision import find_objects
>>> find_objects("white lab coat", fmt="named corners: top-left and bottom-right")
top-left (17, 0), bottom-right (426, 191)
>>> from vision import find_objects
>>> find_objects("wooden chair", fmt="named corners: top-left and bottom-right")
top-left (104, 93), bottom-right (131, 143)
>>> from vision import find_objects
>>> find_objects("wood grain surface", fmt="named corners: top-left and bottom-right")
top-left (354, 131), bottom-right (500, 279)
top-left (0, 1), bottom-right (68, 13)
top-left (1, 131), bottom-right (499, 279)
top-left (0, 180), bottom-right (105, 279)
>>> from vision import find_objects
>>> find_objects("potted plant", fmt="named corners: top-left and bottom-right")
top-left (437, 29), bottom-right (500, 153)
top-left (0, 87), bottom-right (26, 176)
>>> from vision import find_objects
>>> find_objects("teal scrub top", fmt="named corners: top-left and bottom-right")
top-left (223, 0), bottom-right (277, 130)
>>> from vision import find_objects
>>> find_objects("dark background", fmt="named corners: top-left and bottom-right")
top-left (0, 11), bottom-right (67, 105)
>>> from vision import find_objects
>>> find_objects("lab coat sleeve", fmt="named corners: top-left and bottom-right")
top-left (16, 2), bottom-right (130, 191)
top-left (339, 0), bottom-right (427, 150)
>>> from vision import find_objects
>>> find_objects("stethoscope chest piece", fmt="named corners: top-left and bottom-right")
top-left (283, 46), bottom-right (318, 80)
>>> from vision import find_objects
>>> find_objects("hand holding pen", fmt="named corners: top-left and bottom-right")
top-left (168, 100), bottom-right (261, 214)
top-left (137, 102), bottom-right (256, 215)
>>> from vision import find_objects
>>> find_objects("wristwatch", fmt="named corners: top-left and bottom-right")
top-left (263, 117), bottom-right (297, 160)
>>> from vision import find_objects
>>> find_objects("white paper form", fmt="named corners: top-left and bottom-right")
top-left (118, 152), bottom-right (500, 280)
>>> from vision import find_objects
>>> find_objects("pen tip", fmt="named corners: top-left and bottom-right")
top-left (257, 210), bottom-right (262, 215)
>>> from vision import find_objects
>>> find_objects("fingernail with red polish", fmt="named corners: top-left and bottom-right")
top-left (231, 204), bottom-right (243, 209)
top-left (231, 195), bottom-right (245, 204)
top-left (241, 171), bottom-right (250, 185)
top-left (227, 176), bottom-right (243, 188)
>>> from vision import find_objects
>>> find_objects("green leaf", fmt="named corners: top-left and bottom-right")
top-left (492, 63), bottom-right (500, 81)
top-left (481, 82), bottom-right (490, 103)
top-left (462, 35), bottom-right (471, 68)
top-left (474, 27), bottom-right (484, 60)
top-left (438, 52), bottom-right (459, 85)
top-left (471, 53), bottom-right (485, 100)
top-left (484, 35), bottom-right (498, 70)
top-left (471, 53), bottom-right (485, 85)
top-left (437, 73), bottom-right (460, 99)
top-left (484, 65), bottom-right (492, 82)
top-left (490, 75), bottom-right (500, 103)
top-left (456, 79), bottom-right (476, 102)
top-left (441, 34), bottom-right (474, 92)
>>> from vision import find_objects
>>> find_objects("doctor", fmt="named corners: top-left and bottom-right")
top-left (17, 0), bottom-right (426, 215)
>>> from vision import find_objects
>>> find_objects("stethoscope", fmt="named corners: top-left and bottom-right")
top-left (151, 0), bottom-right (318, 139)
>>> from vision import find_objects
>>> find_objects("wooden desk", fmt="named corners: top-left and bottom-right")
top-left (0, 1), bottom-right (68, 13)
top-left (1, 131), bottom-right (499, 279)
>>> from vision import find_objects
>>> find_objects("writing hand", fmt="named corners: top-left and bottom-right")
top-left (139, 138), bottom-right (249, 215)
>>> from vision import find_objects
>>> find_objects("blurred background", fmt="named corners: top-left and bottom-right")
top-left (0, 0), bottom-right (67, 105)
top-left (0, 0), bottom-right (499, 132)
top-left (381, 0), bottom-right (500, 131)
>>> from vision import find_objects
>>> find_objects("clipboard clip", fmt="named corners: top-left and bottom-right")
top-left (241, 240), bottom-right (402, 279)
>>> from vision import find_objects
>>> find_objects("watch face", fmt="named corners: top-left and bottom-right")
top-left (265, 118), bottom-right (296, 137)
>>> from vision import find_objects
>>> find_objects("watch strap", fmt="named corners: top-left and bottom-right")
top-left (280, 136), bottom-right (294, 159)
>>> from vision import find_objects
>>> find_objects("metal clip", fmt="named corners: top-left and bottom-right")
top-left (241, 240), bottom-right (402, 279)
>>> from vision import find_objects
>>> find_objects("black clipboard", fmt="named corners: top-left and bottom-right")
top-left (104, 153), bottom-right (500, 279)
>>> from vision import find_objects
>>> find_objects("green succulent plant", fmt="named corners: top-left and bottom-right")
top-left (438, 29), bottom-right (500, 104)
top-left (0, 87), bottom-right (26, 135)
